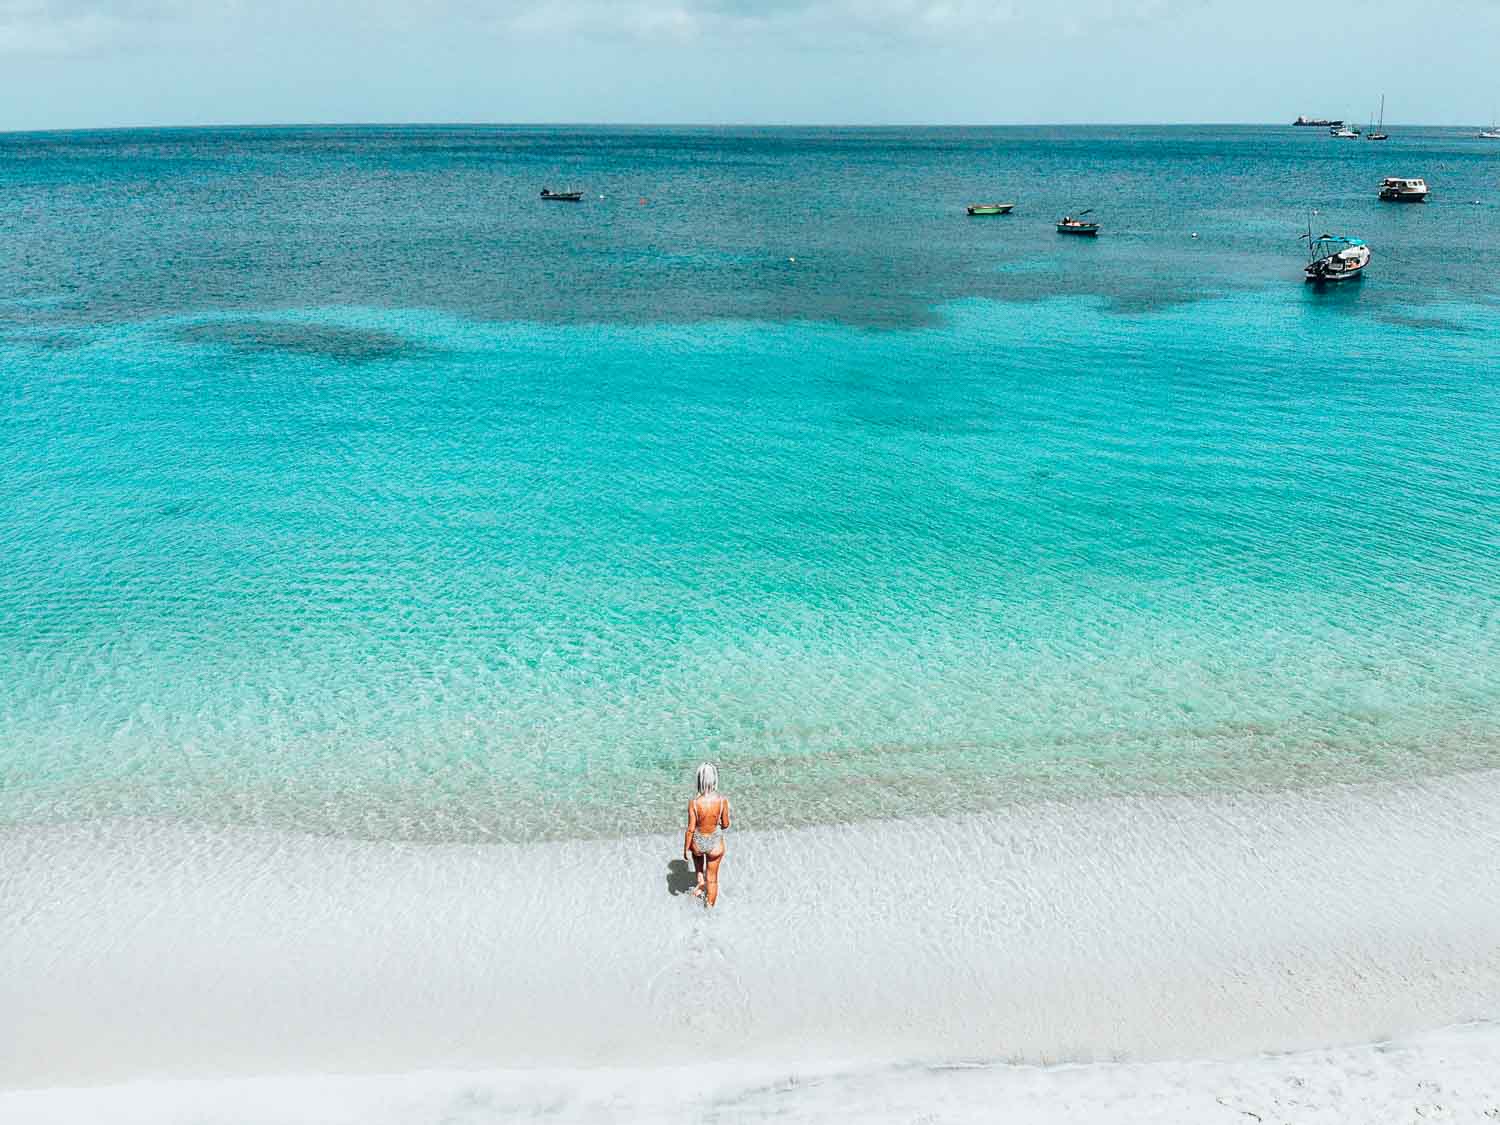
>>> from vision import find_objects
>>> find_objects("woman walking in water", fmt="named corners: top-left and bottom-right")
top-left (684, 763), bottom-right (730, 907)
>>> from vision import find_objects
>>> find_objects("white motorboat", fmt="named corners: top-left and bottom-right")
top-left (1378, 176), bottom-right (1428, 202)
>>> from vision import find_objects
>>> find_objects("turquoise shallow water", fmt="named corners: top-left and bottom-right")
top-left (3, 127), bottom-right (1499, 840)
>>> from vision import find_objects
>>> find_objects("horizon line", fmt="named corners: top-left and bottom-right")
top-left (0, 119), bottom-right (1486, 138)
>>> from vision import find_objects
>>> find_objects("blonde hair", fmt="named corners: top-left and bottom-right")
top-left (695, 763), bottom-right (719, 796)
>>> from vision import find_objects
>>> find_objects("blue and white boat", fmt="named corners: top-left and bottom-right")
top-left (1303, 232), bottom-right (1370, 283)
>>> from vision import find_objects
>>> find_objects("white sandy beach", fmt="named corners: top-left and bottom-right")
top-left (3, 771), bottom-right (1499, 1119)
top-left (4, 1022), bottom-right (1500, 1124)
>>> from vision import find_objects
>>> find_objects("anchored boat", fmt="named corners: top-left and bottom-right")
top-left (1303, 231), bottom-right (1370, 283)
top-left (540, 188), bottom-right (584, 202)
top-left (1366, 96), bottom-right (1389, 141)
top-left (1056, 210), bottom-right (1100, 236)
top-left (1330, 124), bottom-right (1360, 138)
top-left (1378, 176), bottom-right (1428, 202)
top-left (966, 202), bottom-right (1015, 216)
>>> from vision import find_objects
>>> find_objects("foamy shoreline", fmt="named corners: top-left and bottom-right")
top-left (4, 772), bottom-right (1500, 1113)
top-left (5, 1022), bottom-right (1499, 1123)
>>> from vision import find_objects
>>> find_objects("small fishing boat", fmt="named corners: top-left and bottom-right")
top-left (539, 188), bottom-right (583, 202)
top-left (1303, 230), bottom-right (1370, 283)
top-left (1330, 124), bottom-right (1359, 139)
top-left (1056, 210), bottom-right (1100, 236)
top-left (1378, 176), bottom-right (1428, 202)
top-left (966, 202), bottom-right (1015, 216)
top-left (1366, 95), bottom-right (1389, 140)
top-left (1480, 109), bottom-right (1500, 139)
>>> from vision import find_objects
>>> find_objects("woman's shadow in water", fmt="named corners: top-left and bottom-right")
top-left (666, 859), bottom-right (698, 896)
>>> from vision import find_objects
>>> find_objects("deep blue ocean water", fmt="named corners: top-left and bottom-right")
top-left (2, 125), bottom-right (1498, 840)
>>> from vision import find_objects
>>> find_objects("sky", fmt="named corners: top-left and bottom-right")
top-left (1, 0), bottom-right (1497, 130)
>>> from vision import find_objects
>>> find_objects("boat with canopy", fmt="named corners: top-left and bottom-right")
top-left (1303, 231), bottom-right (1370, 283)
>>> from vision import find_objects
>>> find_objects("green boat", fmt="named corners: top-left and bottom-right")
top-left (966, 202), bottom-right (1015, 216)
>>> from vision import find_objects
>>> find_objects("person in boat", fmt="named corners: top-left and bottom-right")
top-left (683, 763), bottom-right (731, 906)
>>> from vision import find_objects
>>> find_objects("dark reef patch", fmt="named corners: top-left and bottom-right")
top-left (3, 330), bottom-right (95, 352)
top-left (1375, 313), bottom-right (1470, 334)
top-left (175, 320), bottom-right (421, 363)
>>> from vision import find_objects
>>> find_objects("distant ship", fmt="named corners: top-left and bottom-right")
top-left (1293, 116), bottom-right (1343, 127)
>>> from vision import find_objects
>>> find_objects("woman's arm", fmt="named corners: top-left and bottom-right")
top-left (720, 796), bottom-right (730, 830)
top-left (684, 799), bottom-right (696, 860)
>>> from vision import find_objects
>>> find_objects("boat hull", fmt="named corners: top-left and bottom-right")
top-left (1304, 261), bottom-right (1367, 283)
top-left (966, 204), bottom-right (1014, 216)
top-left (1056, 225), bottom-right (1099, 236)
top-left (1378, 189), bottom-right (1427, 202)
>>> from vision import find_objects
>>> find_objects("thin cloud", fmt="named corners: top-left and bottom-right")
top-left (1, 0), bottom-right (1178, 55)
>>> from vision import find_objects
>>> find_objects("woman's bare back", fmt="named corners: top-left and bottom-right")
top-left (688, 794), bottom-right (729, 837)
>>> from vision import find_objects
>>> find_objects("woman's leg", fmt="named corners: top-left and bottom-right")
top-left (705, 850), bottom-right (724, 907)
top-left (692, 849), bottom-right (706, 896)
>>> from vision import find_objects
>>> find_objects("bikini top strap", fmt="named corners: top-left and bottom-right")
top-left (692, 793), bottom-right (728, 828)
